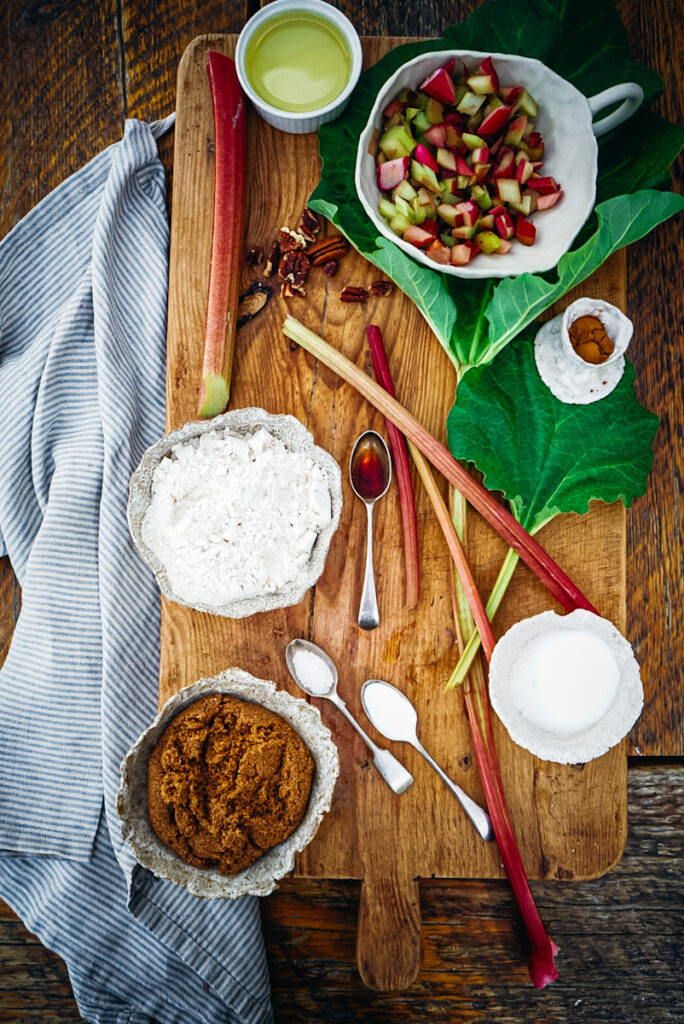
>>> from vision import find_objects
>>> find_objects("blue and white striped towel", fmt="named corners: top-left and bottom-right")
top-left (0, 117), bottom-right (272, 1024)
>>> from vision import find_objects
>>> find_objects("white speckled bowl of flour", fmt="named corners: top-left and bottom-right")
top-left (128, 408), bottom-right (343, 617)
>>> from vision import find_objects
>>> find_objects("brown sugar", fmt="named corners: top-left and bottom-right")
top-left (147, 693), bottom-right (315, 875)
top-left (568, 314), bottom-right (615, 364)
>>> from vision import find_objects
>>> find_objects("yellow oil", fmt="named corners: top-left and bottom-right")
top-left (245, 10), bottom-right (352, 113)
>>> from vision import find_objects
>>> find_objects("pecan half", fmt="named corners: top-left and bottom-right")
top-left (299, 207), bottom-right (320, 242)
top-left (340, 285), bottom-right (368, 303)
top-left (370, 280), bottom-right (393, 297)
top-left (321, 260), bottom-right (338, 277)
top-left (278, 250), bottom-right (310, 288)
top-left (279, 227), bottom-right (307, 252)
top-left (264, 240), bottom-right (280, 277)
top-left (307, 234), bottom-right (349, 266)
top-left (245, 245), bottom-right (264, 268)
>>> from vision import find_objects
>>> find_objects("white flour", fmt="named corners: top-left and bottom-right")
top-left (141, 427), bottom-right (332, 606)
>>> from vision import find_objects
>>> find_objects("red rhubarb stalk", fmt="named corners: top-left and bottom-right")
top-left (463, 655), bottom-right (559, 988)
top-left (282, 316), bottom-right (597, 615)
top-left (198, 51), bottom-right (247, 417)
top-left (366, 325), bottom-right (420, 609)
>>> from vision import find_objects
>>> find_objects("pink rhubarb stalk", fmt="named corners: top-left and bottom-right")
top-left (281, 316), bottom-right (597, 616)
top-left (198, 51), bottom-right (247, 417)
top-left (365, 325), bottom-right (420, 609)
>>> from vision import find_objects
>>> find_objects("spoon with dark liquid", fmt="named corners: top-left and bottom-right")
top-left (349, 430), bottom-right (391, 631)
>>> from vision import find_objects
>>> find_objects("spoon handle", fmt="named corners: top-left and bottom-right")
top-left (414, 740), bottom-right (493, 841)
top-left (331, 695), bottom-right (413, 795)
top-left (358, 503), bottom-right (379, 630)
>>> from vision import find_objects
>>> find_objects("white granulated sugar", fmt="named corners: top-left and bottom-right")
top-left (509, 629), bottom-right (620, 736)
top-left (291, 648), bottom-right (334, 695)
top-left (141, 427), bottom-right (332, 606)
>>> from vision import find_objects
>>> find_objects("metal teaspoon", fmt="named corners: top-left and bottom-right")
top-left (349, 430), bottom-right (391, 631)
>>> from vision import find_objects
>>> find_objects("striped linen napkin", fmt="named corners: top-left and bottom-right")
top-left (0, 118), bottom-right (272, 1024)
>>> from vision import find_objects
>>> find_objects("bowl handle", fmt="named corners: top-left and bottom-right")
top-left (588, 83), bottom-right (644, 137)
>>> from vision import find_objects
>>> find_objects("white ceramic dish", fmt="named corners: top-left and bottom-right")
top-left (127, 408), bottom-right (343, 618)
top-left (489, 609), bottom-right (643, 764)
top-left (235, 0), bottom-right (363, 135)
top-left (116, 668), bottom-right (340, 898)
top-left (355, 50), bottom-right (643, 278)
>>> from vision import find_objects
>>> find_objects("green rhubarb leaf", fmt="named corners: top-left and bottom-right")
top-left (446, 335), bottom-right (659, 533)
top-left (309, 0), bottom-right (684, 372)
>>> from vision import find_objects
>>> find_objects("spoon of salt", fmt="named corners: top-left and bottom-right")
top-left (361, 679), bottom-right (493, 841)
top-left (286, 638), bottom-right (414, 795)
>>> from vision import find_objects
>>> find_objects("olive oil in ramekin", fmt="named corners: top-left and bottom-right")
top-left (244, 10), bottom-right (352, 113)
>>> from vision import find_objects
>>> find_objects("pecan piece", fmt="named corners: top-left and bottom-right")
top-left (281, 281), bottom-right (305, 298)
top-left (299, 207), bottom-right (320, 242)
top-left (370, 280), bottom-right (393, 297)
top-left (245, 245), bottom-right (264, 268)
top-left (278, 250), bottom-right (310, 288)
top-left (307, 234), bottom-right (349, 266)
top-left (340, 285), bottom-right (368, 303)
top-left (264, 240), bottom-right (280, 277)
top-left (279, 227), bottom-right (307, 252)
top-left (321, 260), bottom-right (338, 277)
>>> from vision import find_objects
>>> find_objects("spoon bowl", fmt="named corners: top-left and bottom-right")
top-left (286, 637), bottom-right (339, 698)
top-left (349, 431), bottom-right (392, 630)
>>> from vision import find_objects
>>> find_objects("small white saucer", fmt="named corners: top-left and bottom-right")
top-left (534, 314), bottom-right (625, 405)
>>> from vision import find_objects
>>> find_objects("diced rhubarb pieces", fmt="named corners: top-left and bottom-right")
top-left (494, 209), bottom-right (515, 239)
top-left (403, 225), bottom-right (437, 249)
top-left (413, 143), bottom-right (439, 173)
top-left (419, 66), bottom-right (456, 105)
top-left (515, 214), bottom-right (536, 245)
top-left (528, 176), bottom-right (559, 195)
top-left (479, 104), bottom-right (511, 137)
top-left (497, 238), bottom-right (513, 254)
top-left (504, 116), bottom-right (527, 147)
top-left (467, 73), bottom-right (496, 95)
top-left (436, 148), bottom-right (458, 173)
top-left (478, 56), bottom-right (501, 95)
top-left (424, 123), bottom-right (447, 147)
top-left (379, 123), bottom-right (416, 159)
top-left (536, 189), bottom-right (563, 209)
top-left (426, 241), bottom-right (452, 264)
top-left (515, 157), bottom-right (534, 184)
top-left (421, 218), bottom-right (439, 237)
top-left (496, 178), bottom-right (521, 204)
top-left (383, 98), bottom-right (404, 118)
top-left (436, 203), bottom-right (463, 228)
top-left (450, 242), bottom-right (472, 265)
top-left (377, 156), bottom-right (409, 191)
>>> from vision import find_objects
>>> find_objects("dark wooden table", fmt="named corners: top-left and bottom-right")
top-left (1, 2), bottom-right (682, 1022)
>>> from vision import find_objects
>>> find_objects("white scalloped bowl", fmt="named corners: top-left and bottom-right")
top-left (355, 50), bottom-right (641, 279)
top-left (127, 408), bottom-right (343, 618)
top-left (489, 609), bottom-right (643, 764)
top-left (116, 668), bottom-right (340, 898)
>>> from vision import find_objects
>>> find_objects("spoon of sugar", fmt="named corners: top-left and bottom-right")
top-left (286, 638), bottom-right (413, 795)
top-left (361, 679), bottom-right (493, 841)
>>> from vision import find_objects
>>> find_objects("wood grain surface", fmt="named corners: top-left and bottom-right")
top-left (0, 0), bottom-right (682, 1021)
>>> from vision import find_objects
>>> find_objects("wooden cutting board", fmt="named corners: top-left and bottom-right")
top-left (162, 34), bottom-right (627, 991)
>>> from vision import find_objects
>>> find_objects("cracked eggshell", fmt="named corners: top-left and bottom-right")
top-left (116, 668), bottom-right (340, 898)
top-left (489, 609), bottom-right (643, 764)
top-left (127, 407), bottom-right (343, 618)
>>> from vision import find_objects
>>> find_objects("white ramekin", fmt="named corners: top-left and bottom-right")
top-left (235, 0), bottom-right (362, 135)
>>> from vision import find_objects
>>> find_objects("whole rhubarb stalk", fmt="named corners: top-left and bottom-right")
top-left (198, 51), bottom-right (246, 417)
top-left (366, 325), bottom-right (420, 608)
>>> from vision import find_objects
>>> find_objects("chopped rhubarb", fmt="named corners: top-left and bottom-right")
top-left (528, 176), bottom-right (560, 194)
top-left (478, 104), bottom-right (511, 136)
top-left (450, 243), bottom-right (472, 265)
top-left (536, 189), bottom-right (564, 209)
top-left (403, 225), bottom-right (436, 248)
top-left (198, 51), bottom-right (247, 417)
top-left (478, 56), bottom-right (500, 94)
top-left (516, 213), bottom-right (537, 245)
top-left (377, 156), bottom-right (409, 191)
top-left (424, 123), bottom-right (447, 147)
top-left (413, 143), bottom-right (439, 173)
top-left (419, 66), bottom-right (456, 104)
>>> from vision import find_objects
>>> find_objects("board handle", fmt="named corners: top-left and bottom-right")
top-left (356, 871), bottom-right (422, 990)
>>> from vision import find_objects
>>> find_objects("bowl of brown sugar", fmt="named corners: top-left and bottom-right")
top-left (116, 668), bottom-right (339, 898)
